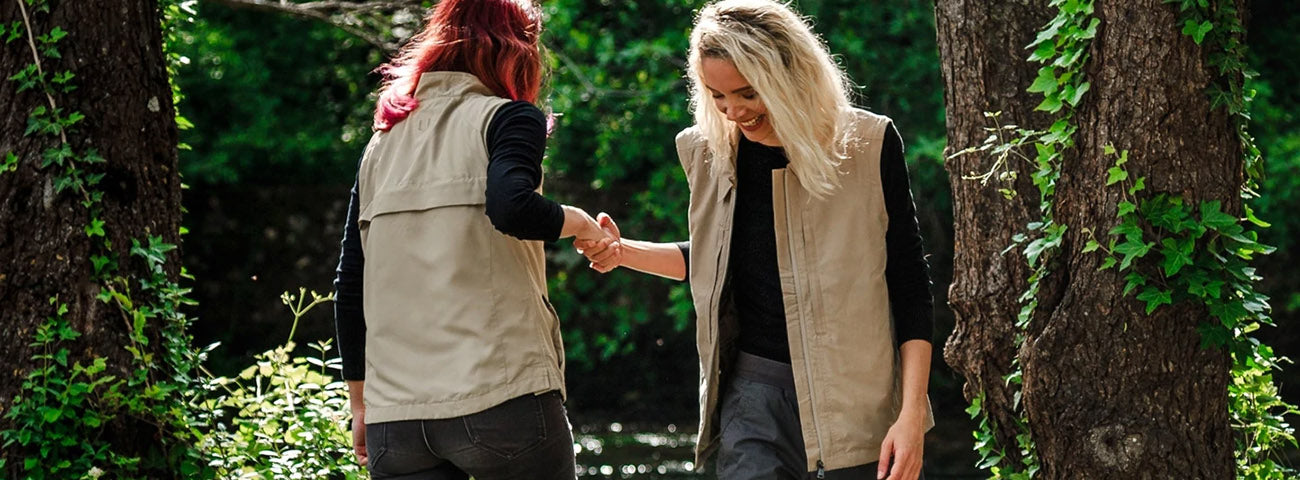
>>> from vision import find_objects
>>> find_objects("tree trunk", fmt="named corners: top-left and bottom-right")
top-left (0, 0), bottom-right (181, 470)
top-left (934, 0), bottom-right (1057, 462)
top-left (939, 1), bottom-right (1237, 477)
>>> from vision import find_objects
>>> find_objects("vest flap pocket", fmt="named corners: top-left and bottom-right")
top-left (360, 179), bottom-right (486, 222)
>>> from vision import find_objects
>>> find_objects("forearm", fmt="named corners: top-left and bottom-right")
top-left (347, 380), bottom-right (365, 412)
top-left (619, 238), bottom-right (687, 281)
top-left (560, 205), bottom-right (602, 240)
top-left (897, 339), bottom-right (932, 419)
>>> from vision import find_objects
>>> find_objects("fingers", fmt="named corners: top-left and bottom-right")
top-left (877, 437), bottom-right (893, 479)
top-left (352, 417), bottom-right (368, 466)
top-left (882, 446), bottom-right (922, 480)
top-left (596, 212), bottom-right (621, 238)
top-left (588, 241), bottom-right (621, 265)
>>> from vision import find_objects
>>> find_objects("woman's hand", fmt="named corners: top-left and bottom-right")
top-left (878, 407), bottom-right (925, 480)
top-left (575, 213), bottom-right (622, 273)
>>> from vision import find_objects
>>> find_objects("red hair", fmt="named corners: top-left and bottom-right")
top-left (373, 0), bottom-right (543, 131)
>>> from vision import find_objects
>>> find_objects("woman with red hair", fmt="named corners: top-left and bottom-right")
top-left (333, 1), bottom-right (610, 478)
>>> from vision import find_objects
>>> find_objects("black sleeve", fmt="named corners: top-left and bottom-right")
top-left (676, 241), bottom-right (691, 279)
top-left (484, 101), bottom-right (565, 241)
top-left (880, 123), bottom-right (935, 345)
top-left (334, 167), bottom-right (367, 381)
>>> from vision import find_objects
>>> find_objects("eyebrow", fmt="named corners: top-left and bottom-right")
top-left (706, 85), bottom-right (755, 94)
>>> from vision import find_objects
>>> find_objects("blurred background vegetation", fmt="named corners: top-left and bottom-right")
top-left (171, 0), bottom-right (1299, 476)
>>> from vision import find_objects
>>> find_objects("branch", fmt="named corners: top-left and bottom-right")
top-left (198, 0), bottom-right (418, 51)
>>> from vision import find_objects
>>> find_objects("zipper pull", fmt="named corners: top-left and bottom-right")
top-left (816, 460), bottom-right (826, 479)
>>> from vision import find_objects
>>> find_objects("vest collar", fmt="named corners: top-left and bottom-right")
top-left (414, 71), bottom-right (497, 100)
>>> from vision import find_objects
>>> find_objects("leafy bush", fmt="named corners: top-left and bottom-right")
top-left (195, 289), bottom-right (365, 479)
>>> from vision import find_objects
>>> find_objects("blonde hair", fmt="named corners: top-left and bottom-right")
top-left (688, 0), bottom-right (855, 199)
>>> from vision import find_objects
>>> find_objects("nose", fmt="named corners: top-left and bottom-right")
top-left (721, 103), bottom-right (746, 121)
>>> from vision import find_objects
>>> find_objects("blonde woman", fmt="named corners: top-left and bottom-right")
top-left (577, 1), bottom-right (934, 478)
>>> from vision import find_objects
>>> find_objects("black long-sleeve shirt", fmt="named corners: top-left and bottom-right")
top-left (679, 123), bottom-right (934, 363)
top-left (333, 101), bottom-right (561, 381)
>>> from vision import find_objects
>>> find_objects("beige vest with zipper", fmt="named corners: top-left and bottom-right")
top-left (357, 72), bottom-right (564, 423)
top-left (677, 109), bottom-right (934, 471)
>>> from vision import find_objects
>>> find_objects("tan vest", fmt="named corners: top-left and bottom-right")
top-left (677, 109), bottom-right (934, 471)
top-left (357, 72), bottom-right (564, 423)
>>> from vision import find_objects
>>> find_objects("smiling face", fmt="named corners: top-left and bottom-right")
top-left (700, 57), bottom-right (780, 147)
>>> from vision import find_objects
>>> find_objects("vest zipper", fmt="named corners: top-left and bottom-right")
top-left (709, 181), bottom-right (736, 343)
top-left (781, 173), bottom-right (828, 474)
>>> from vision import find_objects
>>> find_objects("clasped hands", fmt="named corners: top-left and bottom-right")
top-left (573, 212), bottom-right (622, 273)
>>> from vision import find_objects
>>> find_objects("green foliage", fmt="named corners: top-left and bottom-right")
top-left (957, 1), bottom-right (1100, 476)
top-left (961, 0), bottom-right (1296, 477)
top-left (1090, 149), bottom-right (1297, 479)
top-left (195, 290), bottom-right (366, 479)
top-left (0, 299), bottom-right (130, 479)
top-left (170, 5), bottom-right (381, 184)
top-left (0, 0), bottom-right (214, 475)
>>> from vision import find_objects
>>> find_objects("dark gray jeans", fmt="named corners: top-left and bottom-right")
top-left (717, 352), bottom-right (925, 480)
top-left (365, 391), bottom-right (575, 480)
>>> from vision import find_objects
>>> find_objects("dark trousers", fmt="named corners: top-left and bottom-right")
top-left (717, 352), bottom-right (926, 480)
top-left (365, 391), bottom-right (575, 480)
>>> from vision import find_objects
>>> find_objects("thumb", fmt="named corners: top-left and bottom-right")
top-left (596, 212), bottom-right (620, 238)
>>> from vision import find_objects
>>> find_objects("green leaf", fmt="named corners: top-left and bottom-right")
top-left (1035, 94), bottom-right (1064, 113)
top-left (1117, 201), bottom-right (1136, 217)
top-left (1242, 203), bottom-right (1271, 228)
top-left (1029, 41), bottom-right (1056, 62)
top-left (1106, 166), bottom-right (1128, 186)
top-left (85, 218), bottom-right (106, 238)
top-left (1082, 239), bottom-right (1100, 253)
top-left (1064, 81), bottom-right (1090, 106)
top-left (1128, 176), bottom-right (1146, 195)
top-left (1123, 272), bottom-right (1146, 296)
top-left (1137, 287), bottom-right (1173, 314)
top-left (1160, 237), bottom-right (1194, 276)
top-left (1182, 19), bottom-right (1213, 44)
top-left (47, 27), bottom-right (67, 43)
top-left (1027, 67), bottom-right (1059, 94)
top-left (1199, 201), bottom-right (1238, 230)
top-left (40, 144), bottom-right (73, 168)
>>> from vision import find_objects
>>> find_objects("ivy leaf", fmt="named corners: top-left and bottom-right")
top-left (1106, 166), bottom-right (1128, 185)
top-left (40, 144), bottom-right (73, 168)
top-left (1183, 19), bottom-right (1213, 44)
top-left (1036, 94), bottom-right (1064, 113)
top-left (1160, 236), bottom-right (1195, 277)
top-left (1115, 237), bottom-right (1153, 271)
top-left (90, 255), bottom-right (113, 275)
top-left (1123, 272), bottom-right (1146, 296)
top-left (1064, 81), bottom-right (1090, 106)
top-left (1128, 176), bottom-right (1146, 195)
top-left (1082, 239), bottom-right (1100, 253)
top-left (1117, 201), bottom-right (1137, 217)
top-left (1199, 201), bottom-right (1238, 230)
top-left (84, 218), bottom-right (105, 238)
top-left (1136, 287), bottom-right (1173, 314)
top-left (1243, 204), bottom-right (1271, 228)
top-left (1029, 41), bottom-right (1056, 62)
top-left (1027, 67), bottom-right (1059, 94)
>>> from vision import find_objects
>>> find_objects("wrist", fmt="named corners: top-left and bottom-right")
top-left (898, 401), bottom-right (927, 422)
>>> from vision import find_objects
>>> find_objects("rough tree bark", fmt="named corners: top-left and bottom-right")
top-left (0, 0), bottom-right (182, 468)
top-left (935, 0), bottom-right (1057, 464)
top-left (939, 0), bottom-right (1238, 478)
